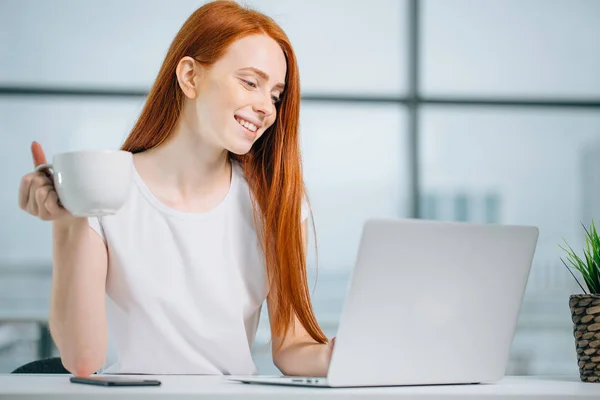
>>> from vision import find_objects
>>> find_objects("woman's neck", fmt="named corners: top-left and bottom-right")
top-left (133, 119), bottom-right (232, 206)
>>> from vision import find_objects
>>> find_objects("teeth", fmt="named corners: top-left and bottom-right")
top-left (236, 117), bottom-right (258, 132)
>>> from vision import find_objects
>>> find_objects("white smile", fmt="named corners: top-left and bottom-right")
top-left (235, 117), bottom-right (258, 133)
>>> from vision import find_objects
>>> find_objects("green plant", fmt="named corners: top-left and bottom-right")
top-left (559, 220), bottom-right (600, 295)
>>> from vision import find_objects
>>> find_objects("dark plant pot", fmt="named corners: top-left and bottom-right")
top-left (570, 294), bottom-right (600, 382)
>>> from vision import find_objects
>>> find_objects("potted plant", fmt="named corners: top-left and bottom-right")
top-left (560, 220), bottom-right (600, 383)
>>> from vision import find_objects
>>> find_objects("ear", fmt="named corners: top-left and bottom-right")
top-left (175, 56), bottom-right (202, 99)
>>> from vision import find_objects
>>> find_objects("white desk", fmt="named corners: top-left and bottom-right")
top-left (1, 375), bottom-right (599, 399)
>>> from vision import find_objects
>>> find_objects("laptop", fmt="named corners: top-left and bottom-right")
top-left (229, 218), bottom-right (539, 388)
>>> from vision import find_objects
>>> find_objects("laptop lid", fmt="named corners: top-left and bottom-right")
top-left (326, 218), bottom-right (539, 387)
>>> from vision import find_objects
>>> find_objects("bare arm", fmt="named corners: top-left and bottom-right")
top-left (268, 306), bottom-right (331, 376)
top-left (19, 142), bottom-right (108, 377)
top-left (267, 219), bottom-right (334, 376)
top-left (50, 218), bottom-right (108, 377)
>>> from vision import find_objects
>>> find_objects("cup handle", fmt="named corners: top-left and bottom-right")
top-left (35, 163), bottom-right (54, 184)
top-left (34, 163), bottom-right (61, 206)
top-left (34, 163), bottom-right (53, 174)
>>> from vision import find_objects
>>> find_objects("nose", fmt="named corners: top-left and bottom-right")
top-left (252, 93), bottom-right (275, 118)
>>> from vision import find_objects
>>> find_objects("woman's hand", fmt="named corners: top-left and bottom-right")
top-left (324, 336), bottom-right (336, 365)
top-left (18, 142), bottom-right (71, 221)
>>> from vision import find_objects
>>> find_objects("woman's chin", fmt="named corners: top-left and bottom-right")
top-left (225, 129), bottom-right (261, 155)
top-left (227, 141), bottom-right (254, 156)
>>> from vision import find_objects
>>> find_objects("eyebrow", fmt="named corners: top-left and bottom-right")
top-left (239, 67), bottom-right (285, 91)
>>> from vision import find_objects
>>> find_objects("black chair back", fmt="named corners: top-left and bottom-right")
top-left (11, 357), bottom-right (69, 374)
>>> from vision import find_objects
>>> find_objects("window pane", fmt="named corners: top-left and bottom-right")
top-left (258, 0), bottom-right (408, 95)
top-left (253, 103), bottom-right (409, 374)
top-left (420, 106), bottom-right (600, 375)
top-left (301, 103), bottom-right (410, 271)
top-left (0, 97), bottom-right (144, 266)
top-left (421, 0), bottom-right (600, 98)
top-left (0, 0), bottom-right (407, 95)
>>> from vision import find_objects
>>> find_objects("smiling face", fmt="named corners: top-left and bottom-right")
top-left (177, 34), bottom-right (288, 155)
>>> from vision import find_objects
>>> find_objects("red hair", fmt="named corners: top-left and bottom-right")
top-left (121, 0), bottom-right (327, 351)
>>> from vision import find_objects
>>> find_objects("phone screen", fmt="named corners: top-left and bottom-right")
top-left (70, 376), bottom-right (162, 386)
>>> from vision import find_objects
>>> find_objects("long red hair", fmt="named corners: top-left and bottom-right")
top-left (120, 0), bottom-right (327, 350)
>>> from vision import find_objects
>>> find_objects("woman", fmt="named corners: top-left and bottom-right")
top-left (18, 0), bottom-right (334, 377)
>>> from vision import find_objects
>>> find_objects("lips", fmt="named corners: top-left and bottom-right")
top-left (234, 115), bottom-right (263, 131)
top-left (235, 117), bottom-right (258, 133)
top-left (235, 116), bottom-right (259, 139)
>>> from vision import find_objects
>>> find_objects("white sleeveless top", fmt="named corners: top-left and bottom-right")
top-left (88, 160), bottom-right (307, 374)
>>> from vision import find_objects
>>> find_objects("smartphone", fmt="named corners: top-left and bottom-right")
top-left (70, 376), bottom-right (162, 387)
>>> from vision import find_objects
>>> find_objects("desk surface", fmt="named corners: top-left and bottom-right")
top-left (1, 375), bottom-right (599, 399)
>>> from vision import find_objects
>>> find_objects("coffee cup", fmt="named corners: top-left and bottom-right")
top-left (34, 150), bottom-right (133, 217)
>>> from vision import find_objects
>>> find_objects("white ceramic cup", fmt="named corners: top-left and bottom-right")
top-left (34, 150), bottom-right (133, 217)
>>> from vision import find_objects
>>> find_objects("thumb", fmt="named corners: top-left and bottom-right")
top-left (31, 141), bottom-right (47, 168)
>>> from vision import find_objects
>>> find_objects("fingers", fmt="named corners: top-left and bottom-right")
top-left (18, 173), bottom-right (34, 210)
top-left (45, 190), bottom-right (67, 215)
top-left (34, 184), bottom-right (51, 218)
top-left (19, 172), bottom-right (63, 219)
top-left (27, 176), bottom-right (40, 215)
top-left (36, 184), bottom-right (60, 221)
top-left (30, 142), bottom-right (54, 184)
top-left (31, 141), bottom-right (48, 168)
top-left (27, 175), bottom-right (49, 216)
top-left (20, 143), bottom-right (68, 221)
